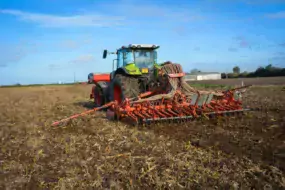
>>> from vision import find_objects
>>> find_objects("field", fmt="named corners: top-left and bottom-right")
top-left (0, 80), bottom-right (285, 189)
top-left (189, 76), bottom-right (285, 86)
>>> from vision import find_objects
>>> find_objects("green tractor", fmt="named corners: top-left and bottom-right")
top-left (90, 44), bottom-right (164, 106)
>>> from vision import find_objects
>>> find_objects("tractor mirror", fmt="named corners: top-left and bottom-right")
top-left (103, 50), bottom-right (108, 59)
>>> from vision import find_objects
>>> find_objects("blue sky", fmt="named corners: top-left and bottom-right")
top-left (0, 0), bottom-right (285, 85)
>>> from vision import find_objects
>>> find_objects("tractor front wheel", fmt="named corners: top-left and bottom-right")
top-left (110, 74), bottom-right (140, 104)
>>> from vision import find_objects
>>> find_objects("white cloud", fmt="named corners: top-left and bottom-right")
top-left (99, 1), bottom-right (204, 23)
top-left (60, 40), bottom-right (79, 49)
top-left (265, 11), bottom-right (285, 19)
top-left (205, 0), bottom-right (285, 5)
top-left (0, 1), bottom-right (205, 29)
top-left (172, 26), bottom-right (187, 35)
top-left (48, 54), bottom-right (95, 71)
top-left (94, 1), bottom-right (205, 34)
top-left (0, 44), bottom-right (27, 67)
top-left (228, 47), bottom-right (238, 52)
top-left (48, 64), bottom-right (60, 70)
top-left (0, 9), bottom-right (125, 27)
top-left (244, 0), bottom-right (285, 4)
top-left (59, 37), bottom-right (92, 50)
top-left (193, 47), bottom-right (201, 51)
top-left (70, 54), bottom-right (95, 64)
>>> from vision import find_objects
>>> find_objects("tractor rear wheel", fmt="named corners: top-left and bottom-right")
top-left (110, 74), bottom-right (140, 104)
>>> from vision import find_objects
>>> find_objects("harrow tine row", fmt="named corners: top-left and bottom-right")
top-left (51, 81), bottom-right (251, 127)
top-left (115, 91), bottom-right (251, 125)
top-left (136, 108), bottom-right (250, 124)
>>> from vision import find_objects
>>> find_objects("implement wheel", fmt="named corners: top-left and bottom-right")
top-left (94, 85), bottom-right (105, 107)
top-left (110, 74), bottom-right (140, 104)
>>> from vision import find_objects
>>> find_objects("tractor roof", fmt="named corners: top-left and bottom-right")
top-left (118, 44), bottom-right (160, 50)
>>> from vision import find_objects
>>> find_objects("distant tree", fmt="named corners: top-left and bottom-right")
top-left (265, 64), bottom-right (272, 70)
top-left (254, 66), bottom-right (266, 76)
top-left (225, 64), bottom-right (284, 78)
top-left (239, 71), bottom-right (248, 78)
top-left (190, 68), bottom-right (201, 74)
top-left (227, 73), bottom-right (236, 78)
top-left (233, 66), bottom-right (240, 74)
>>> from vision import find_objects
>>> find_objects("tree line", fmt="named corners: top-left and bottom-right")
top-left (222, 64), bottom-right (285, 78)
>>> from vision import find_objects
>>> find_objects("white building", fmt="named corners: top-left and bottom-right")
top-left (184, 72), bottom-right (221, 81)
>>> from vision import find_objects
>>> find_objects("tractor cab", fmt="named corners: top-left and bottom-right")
top-left (96, 44), bottom-right (162, 105)
top-left (116, 44), bottom-right (159, 69)
top-left (103, 44), bottom-right (160, 77)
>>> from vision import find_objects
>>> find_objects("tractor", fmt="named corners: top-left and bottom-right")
top-left (51, 44), bottom-right (252, 126)
top-left (90, 44), bottom-right (166, 106)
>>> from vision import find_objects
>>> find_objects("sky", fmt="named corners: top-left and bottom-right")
top-left (0, 0), bottom-right (285, 85)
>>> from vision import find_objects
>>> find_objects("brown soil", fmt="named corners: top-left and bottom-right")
top-left (0, 84), bottom-right (284, 189)
top-left (189, 76), bottom-right (285, 86)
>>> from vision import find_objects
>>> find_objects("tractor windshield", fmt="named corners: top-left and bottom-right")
top-left (120, 48), bottom-right (157, 68)
top-left (134, 50), bottom-right (156, 69)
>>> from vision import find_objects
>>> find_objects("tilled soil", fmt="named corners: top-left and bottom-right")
top-left (188, 76), bottom-right (285, 86)
top-left (0, 84), bottom-right (284, 189)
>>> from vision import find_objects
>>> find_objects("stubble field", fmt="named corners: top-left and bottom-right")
top-left (0, 80), bottom-right (284, 189)
top-left (189, 76), bottom-right (285, 86)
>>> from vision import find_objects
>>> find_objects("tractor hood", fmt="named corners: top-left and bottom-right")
top-left (124, 63), bottom-right (142, 75)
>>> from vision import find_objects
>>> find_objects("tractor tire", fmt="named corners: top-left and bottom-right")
top-left (109, 74), bottom-right (140, 104)
top-left (94, 85), bottom-right (105, 107)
